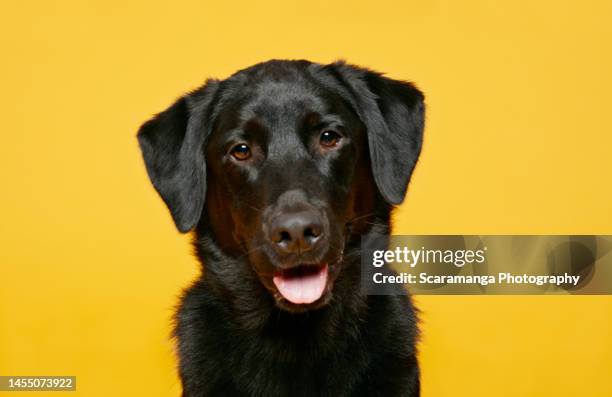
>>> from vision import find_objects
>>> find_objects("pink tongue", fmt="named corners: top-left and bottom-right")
top-left (273, 265), bottom-right (328, 304)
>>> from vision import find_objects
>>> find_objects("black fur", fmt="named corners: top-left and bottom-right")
top-left (138, 60), bottom-right (425, 397)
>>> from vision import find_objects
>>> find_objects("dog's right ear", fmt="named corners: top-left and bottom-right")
top-left (137, 80), bottom-right (220, 233)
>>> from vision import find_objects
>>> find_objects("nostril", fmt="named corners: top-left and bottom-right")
top-left (279, 231), bottom-right (291, 243)
top-left (272, 229), bottom-right (292, 244)
top-left (304, 226), bottom-right (321, 239)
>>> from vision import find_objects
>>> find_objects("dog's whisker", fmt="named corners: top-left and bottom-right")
top-left (347, 212), bottom-right (377, 223)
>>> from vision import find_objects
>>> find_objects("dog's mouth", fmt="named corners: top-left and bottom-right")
top-left (272, 264), bottom-right (329, 305)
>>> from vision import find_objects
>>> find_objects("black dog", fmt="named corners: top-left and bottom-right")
top-left (138, 60), bottom-right (424, 397)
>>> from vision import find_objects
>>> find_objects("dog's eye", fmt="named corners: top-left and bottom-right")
top-left (319, 130), bottom-right (341, 148)
top-left (230, 143), bottom-right (251, 160)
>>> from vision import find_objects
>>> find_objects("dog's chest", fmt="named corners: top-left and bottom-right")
top-left (217, 330), bottom-right (369, 397)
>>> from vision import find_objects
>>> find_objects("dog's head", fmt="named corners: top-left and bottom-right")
top-left (138, 60), bottom-right (424, 312)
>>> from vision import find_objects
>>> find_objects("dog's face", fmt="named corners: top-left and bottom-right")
top-left (204, 75), bottom-right (366, 310)
top-left (138, 60), bottom-right (424, 312)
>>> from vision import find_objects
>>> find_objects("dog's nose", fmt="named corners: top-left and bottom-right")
top-left (269, 211), bottom-right (324, 254)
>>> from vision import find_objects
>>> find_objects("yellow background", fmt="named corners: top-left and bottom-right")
top-left (1, 1), bottom-right (611, 396)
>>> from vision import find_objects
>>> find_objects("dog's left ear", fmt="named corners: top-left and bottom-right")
top-left (137, 80), bottom-right (220, 233)
top-left (331, 62), bottom-right (425, 205)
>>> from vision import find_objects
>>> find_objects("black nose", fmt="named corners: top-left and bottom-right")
top-left (269, 211), bottom-right (324, 254)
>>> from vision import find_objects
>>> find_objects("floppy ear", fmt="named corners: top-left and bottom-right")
top-left (137, 80), bottom-right (219, 233)
top-left (331, 62), bottom-right (425, 205)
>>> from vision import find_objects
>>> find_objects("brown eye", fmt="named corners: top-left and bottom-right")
top-left (230, 143), bottom-right (251, 160)
top-left (319, 130), bottom-right (341, 148)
